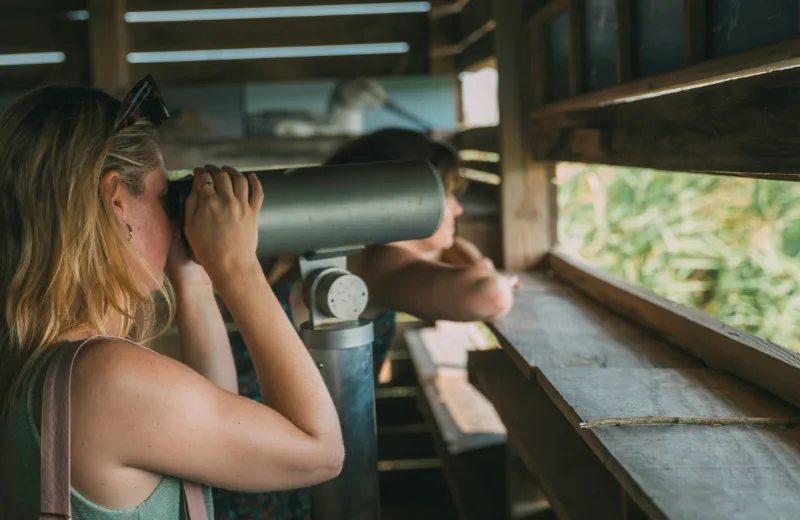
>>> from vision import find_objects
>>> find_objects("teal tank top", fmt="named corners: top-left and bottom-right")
top-left (0, 346), bottom-right (215, 519)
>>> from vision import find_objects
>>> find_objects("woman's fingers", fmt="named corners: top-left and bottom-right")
top-left (248, 172), bottom-right (264, 212)
top-left (223, 166), bottom-right (249, 205)
top-left (205, 164), bottom-right (234, 200)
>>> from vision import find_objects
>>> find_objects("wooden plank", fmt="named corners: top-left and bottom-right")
top-left (455, 26), bottom-right (495, 71)
top-left (461, 160), bottom-right (499, 175)
top-left (129, 13), bottom-right (429, 52)
top-left (532, 35), bottom-right (800, 116)
top-left (132, 50), bottom-right (429, 86)
top-left (530, 0), bottom-right (570, 25)
top-left (451, 125), bottom-right (499, 152)
top-left (489, 271), bottom-right (698, 379)
top-left (88, 0), bottom-right (129, 94)
top-left (532, 58), bottom-right (800, 179)
top-left (128, 0), bottom-right (415, 9)
top-left (495, 0), bottom-right (554, 270)
top-left (468, 350), bottom-right (623, 520)
top-left (458, 0), bottom-right (493, 43)
top-left (0, 0), bottom-right (85, 9)
top-left (569, 0), bottom-right (586, 96)
top-left (548, 250), bottom-right (800, 412)
top-left (614, 0), bottom-right (633, 82)
top-left (539, 367), bottom-right (800, 520)
top-left (684, 0), bottom-right (707, 65)
top-left (0, 12), bottom-right (64, 54)
top-left (416, 379), bottom-right (507, 520)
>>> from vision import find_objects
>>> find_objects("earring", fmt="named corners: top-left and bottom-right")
top-left (124, 221), bottom-right (133, 242)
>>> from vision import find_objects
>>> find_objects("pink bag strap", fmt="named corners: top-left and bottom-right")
top-left (39, 337), bottom-right (208, 520)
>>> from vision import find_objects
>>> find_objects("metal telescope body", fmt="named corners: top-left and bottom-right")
top-left (166, 160), bottom-right (445, 520)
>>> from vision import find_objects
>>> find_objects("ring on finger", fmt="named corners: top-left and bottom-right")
top-left (204, 181), bottom-right (215, 188)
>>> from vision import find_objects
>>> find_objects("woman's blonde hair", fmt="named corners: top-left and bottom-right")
top-left (0, 85), bottom-right (172, 416)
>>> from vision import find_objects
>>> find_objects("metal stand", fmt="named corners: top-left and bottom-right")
top-left (298, 252), bottom-right (380, 520)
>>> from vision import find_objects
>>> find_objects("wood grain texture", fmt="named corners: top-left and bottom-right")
top-left (532, 35), bottom-right (800, 116)
top-left (468, 350), bottom-right (623, 520)
top-left (130, 50), bottom-right (429, 86)
top-left (88, 0), bottom-right (129, 93)
top-left (416, 379), bottom-right (507, 520)
top-left (683, 0), bottom-right (707, 65)
top-left (488, 271), bottom-right (698, 378)
top-left (128, 0), bottom-right (414, 9)
top-left (549, 250), bottom-right (800, 411)
top-left (495, 0), bottom-right (555, 270)
top-left (614, 0), bottom-right (633, 82)
top-left (451, 125), bottom-right (500, 152)
top-left (128, 13), bottom-right (428, 52)
top-left (569, 0), bottom-right (587, 95)
top-left (539, 367), bottom-right (800, 520)
top-left (455, 27), bottom-right (495, 72)
top-left (531, 60), bottom-right (800, 178)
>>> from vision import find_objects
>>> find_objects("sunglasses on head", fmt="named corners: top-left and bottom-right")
top-left (111, 74), bottom-right (170, 135)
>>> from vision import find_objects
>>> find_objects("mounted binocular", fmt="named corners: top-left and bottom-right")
top-left (164, 160), bottom-right (445, 258)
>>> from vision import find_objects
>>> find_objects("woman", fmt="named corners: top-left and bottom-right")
top-left (0, 80), bottom-right (343, 519)
top-left (214, 128), bottom-right (516, 519)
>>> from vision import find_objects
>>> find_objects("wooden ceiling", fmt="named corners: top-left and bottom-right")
top-left (0, 0), bottom-right (443, 93)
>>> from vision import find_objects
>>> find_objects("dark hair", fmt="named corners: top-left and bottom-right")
top-left (324, 128), bottom-right (468, 195)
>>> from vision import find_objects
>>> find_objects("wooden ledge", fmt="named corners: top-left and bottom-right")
top-left (487, 271), bottom-right (698, 379)
top-left (539, 367), bottom-right (800, 520)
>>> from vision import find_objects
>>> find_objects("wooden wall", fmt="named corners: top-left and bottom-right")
top-left (0, 0), bottom-right (433, 93)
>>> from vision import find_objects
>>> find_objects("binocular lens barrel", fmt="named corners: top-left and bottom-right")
top-left (165, 160), bottom-right (445, 258)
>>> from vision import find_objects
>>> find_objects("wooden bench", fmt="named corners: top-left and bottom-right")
top-left (405, 322), bottom-right (537, 520)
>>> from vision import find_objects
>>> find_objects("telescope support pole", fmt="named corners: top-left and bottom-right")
top-left (298, 253), bottom-right (380, 520)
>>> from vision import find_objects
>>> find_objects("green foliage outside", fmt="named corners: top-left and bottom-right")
top-left (557, 163), bottom-right (800, 352)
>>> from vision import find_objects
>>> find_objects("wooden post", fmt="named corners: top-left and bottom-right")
top-left (684, 0), bottom-right (707, 65)
top-left (614, 0), bottom-right (633, 82)
top-left (88, 0), bottom-right (130, 95)
top-left (569, 0), bottom-right (587, 96)
top-left (494, 0), bottom-right (556, 270)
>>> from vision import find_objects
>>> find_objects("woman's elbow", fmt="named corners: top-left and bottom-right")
top-left (307, 437), bottom-right (345, 484)
top-left (468, 275), bottom-right (515, 322)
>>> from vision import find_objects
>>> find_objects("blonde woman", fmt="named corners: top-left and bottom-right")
top-left (0, 78), bottom-right (343, 519)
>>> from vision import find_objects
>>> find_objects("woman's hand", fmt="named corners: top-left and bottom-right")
top-left (184, 165), bottom-right (264, 287)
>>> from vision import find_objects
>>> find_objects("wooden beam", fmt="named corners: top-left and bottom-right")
top-left (459, 0), bottom-right (494, 42)
top-left (455, 27), bottom-right (495, 72)
top-left (494, 0), bottom-right (554, 270)
top-left (487, 271), bottom-right (699, 379)
top-left (131, 50), bottom-right (429, 86)
top-left (538, 366), bottom-right (800, 520)
top-left (684, 0), bottom-right (707, 65)
top-left (569, 0), bottom-right (587, 96)
top-left (468, 350), bottom-right (623, 520)
top-left (532, 35), bottom-right (800, 117)
top-left (614, 0), bottom-right (633, 82)
top-left (530, 0), bottom-right (570, 25)
top-left (531, 62), bottom-right (800, 178)
top-left (548, 250), bottom-right (800, 411)
top-left (128, 13), bottom-right (429, 53)
top-left (451, 125), bottom-right (500, 153)
top-left (0, 11), bottom-right (64, 54)
top-left (128, 0), bottom-right (416, 9)
top-left (88, 0), bottom-right (129, 94)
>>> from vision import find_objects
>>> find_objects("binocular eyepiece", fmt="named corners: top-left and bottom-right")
top-left (164, 160), bottom-right (446, 259)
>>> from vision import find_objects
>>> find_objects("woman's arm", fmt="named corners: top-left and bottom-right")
top-left (349, 244), bottom-right (514, 322)
top-left (440, 236), bottom-right (486, 266)
top-left (169, 239), bottom-right (238, 394)
top-left (71, 166), bottom-right (343, 495)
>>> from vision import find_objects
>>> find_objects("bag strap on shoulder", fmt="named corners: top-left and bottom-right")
top-left (39, 337), bottom-right (208, 520)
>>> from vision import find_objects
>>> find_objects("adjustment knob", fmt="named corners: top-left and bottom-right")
top-left (315, 271), bottom-right (369, 321)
